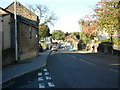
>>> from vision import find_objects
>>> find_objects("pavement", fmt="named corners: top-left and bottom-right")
top-left (2, 50), bottom-right (51, 84)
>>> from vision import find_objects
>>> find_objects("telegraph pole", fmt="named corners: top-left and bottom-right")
top-left (14, 0), bottom-right (18, 62)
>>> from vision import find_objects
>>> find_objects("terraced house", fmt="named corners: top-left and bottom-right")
top-left (0, 2), bottom-right (39, 67)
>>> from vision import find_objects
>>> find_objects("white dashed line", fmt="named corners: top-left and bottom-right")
top-left (110, 69), bottom-right (119, 73)
top-left (79, 59), bottom-right (95, 65)
top-left (39, 83), bottom-right (45, 88)
top-left (38, 72), bottom-right (42, 76)
top-left (43, 68), bottom-right (48, 72)
top-left (48, 82), bottom-right (55, 87)
top-left (38, 67), bottom-right (55, 88)
top-left (45, 72), bottom-right (49, 75)
top-left (70, 54), bottom-right (95, 65)
top-left (45, 76), bottom-right (52, 80)
top-left (71, 55), bottom-right (76, 59)
top-left (38, 77), bottom-right (44, 81)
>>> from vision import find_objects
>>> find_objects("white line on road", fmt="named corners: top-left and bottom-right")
top-left (45, 76), bottom-right (52, 80)
top-left (71, 55), bottom-right (76, 59)
top-left (110, 69), bottom-right (119, 73)
top-left (48, 82), bottom-right (55, 87)
top-left (38, 77), bottom-right (44, 81)
top-left (45, 72), bottom-right (49, 75)
top-left (39, 83), bottom-right (45, 88)
top-left (38, 72), bottom-right (42, 76)
top-left (43, 68), bottom-right (48, 72)
top-left (70, 54), bottom-right (95, 65)
top-left (79, 59), bottom-right (95, 65)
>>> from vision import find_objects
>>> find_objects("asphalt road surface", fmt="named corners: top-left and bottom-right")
top-left (47, 50), bottom-right (119, 88)
top-left (3, 49), bottom-right (119, 88)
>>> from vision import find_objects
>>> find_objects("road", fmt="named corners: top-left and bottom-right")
top-left (47, 50), bottom-right (119, 88)
top-left (3, 49), bottom-right (119, 88)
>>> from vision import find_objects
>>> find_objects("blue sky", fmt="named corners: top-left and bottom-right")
top-left (0, 0), bottom-right (100, 33)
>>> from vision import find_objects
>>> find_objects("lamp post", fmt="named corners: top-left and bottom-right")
top-left (14, 0), bottom-right (18, 62)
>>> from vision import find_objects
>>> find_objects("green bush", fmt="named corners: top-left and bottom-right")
top-left (113, 37), bottom-right (120, 45)
top-left (100, 39), bottom-right (113, 45)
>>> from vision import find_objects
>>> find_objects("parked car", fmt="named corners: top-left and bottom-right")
top-left (51, 46), bottom-right (58, 51)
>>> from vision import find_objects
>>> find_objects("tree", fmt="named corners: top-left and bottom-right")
top-left (78, 17), bottom-right (96, 43)
top-left (93, 0), bottom-right (119, 42)
top-left (65, 32), bottom-right (70, 37)
top-left (70, 32), bottom-right (80, 39)
top-left (51, 30), bottom-right (65, 40)
top-left (28, 4), bottom-right (58, 38)
top-left (39, 24), bottom-right (51, 38)
top-left (28, 4), bottom-right (57, 25)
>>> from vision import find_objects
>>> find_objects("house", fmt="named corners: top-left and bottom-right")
top-left (1, 2), bottom-right (39, 67)
top-left (65, 34), bottom-right (79, 50)
top-left (0, 7), bottom-right (14, 66)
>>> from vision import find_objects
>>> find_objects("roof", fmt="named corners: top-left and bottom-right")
top-left (65, 34), bottom-right (79, 42)
top-left (5, 1), bottom-right (38, 22)
top-left (0, 7), bottom-right (11, 14)
top-left (0, 6), bottom-right (38, 27)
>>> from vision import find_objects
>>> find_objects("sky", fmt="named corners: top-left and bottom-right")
top-left (0, 0), bottom-right (100, 33)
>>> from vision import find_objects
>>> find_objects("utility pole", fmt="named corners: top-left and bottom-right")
top-left (14, 0), bottom-right (18, 62)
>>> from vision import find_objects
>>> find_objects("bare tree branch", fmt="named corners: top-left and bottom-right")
top-left (28, 4), bottom-right (57, 25)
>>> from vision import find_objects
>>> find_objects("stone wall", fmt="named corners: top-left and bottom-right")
top-left (19, 21), bottom-right (39, 60)
top-left (2, 48), bottom-right (15, 67)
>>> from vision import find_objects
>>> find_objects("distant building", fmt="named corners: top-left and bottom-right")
top-left (1, 2), bottom-right (39, 67)
top-left (65, 34), bottom-right (79, 50)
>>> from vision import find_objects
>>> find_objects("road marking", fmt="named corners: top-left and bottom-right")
top-left (45, 72), bottom-right (49, 75)
top-left (43, 68), bottom-right (48, 72)
top-left (48, 82), bottom-right (55, 87)
top-left (70, 54), bottom-right (76, 59)
top-left (110, 69), bottom-right (119, 73)
top-left (70, 54), bottom-right (95, 65)
top-left (45, 76), bottom-right (52, 80)
top-left (38, 77), bottom-right (44, 81)
top-left (38, 72), bottom-right (42, 76)
top-left (79, 59), bottom-right (95, 65)
top-left (39, 83), bottom-right (45, 88)
top-left (38, 67), bottom-right (55, 88)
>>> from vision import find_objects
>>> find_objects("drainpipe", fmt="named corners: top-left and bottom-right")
top-left (14, 0), bottom-right (18, 62)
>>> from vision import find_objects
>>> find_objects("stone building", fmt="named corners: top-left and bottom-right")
top-left (65, 34), bottom-right (79, 50)
top-left (0, 2), bottom-right (39, 67)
